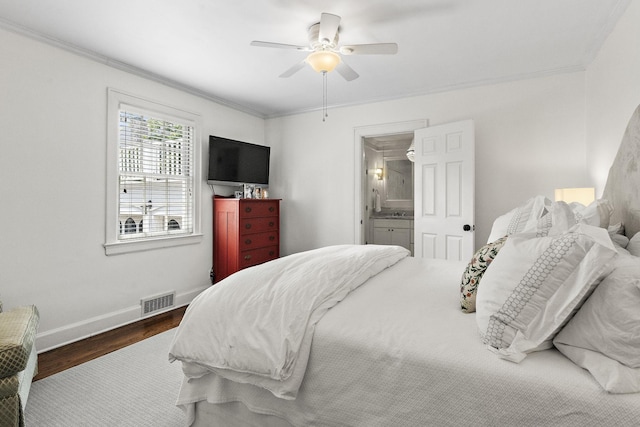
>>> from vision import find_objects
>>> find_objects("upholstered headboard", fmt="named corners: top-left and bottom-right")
top-left (602, 104), bottom-right (640, 238)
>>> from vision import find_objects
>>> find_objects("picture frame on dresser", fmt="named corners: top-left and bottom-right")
top-left (243, 184), bottom-right (255, 199)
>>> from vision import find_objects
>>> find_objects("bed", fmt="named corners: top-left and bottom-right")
top-left (169, 105), bottom-right (640, 427)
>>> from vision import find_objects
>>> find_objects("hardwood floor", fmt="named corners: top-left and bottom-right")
top-left (34, 305), bottom-right (186, 381)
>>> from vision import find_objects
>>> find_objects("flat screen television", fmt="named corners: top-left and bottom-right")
top-left (207, 135), bottom-right (270, 186)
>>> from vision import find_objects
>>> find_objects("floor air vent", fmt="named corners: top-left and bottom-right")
top-left (141, 292), bottom-right (175, 316)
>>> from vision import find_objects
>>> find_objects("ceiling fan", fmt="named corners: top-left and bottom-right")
top-left (250, 13), bottom-right (398, 81)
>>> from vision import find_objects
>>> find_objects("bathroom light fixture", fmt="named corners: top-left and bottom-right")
top-left (554, 187), bottom-right (595, 205)
top-left (374, 168), bottom-right (383, 180)
top-left (406, 139), bottom-right (415, 162)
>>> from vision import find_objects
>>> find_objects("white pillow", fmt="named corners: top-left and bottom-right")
top-left (554, 253), bottom-right (640, 393)
top-left (533, 200), bottom-right (614, 238)
top-left (628, 232), bottom-right (640, 257)
top-left (476, 223), bottom-right (617, 363)
top-left (610, 233), bottom-right (630, 249)
top-left (568, 199), bottom-right (613, 229)
top-left (608, 222), bottom-right (625, 236)
top-left (487, 196), bottom-right (551, 243)
top-left (534, 201), bottom-right (579, 237)
top-left (608, 222), bottom-right (630, 251)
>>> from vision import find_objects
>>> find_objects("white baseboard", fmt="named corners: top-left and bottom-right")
top-left (35, 285), bottom-right (208, 353)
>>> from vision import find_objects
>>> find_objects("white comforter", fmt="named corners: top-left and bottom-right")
top-left (168, 244), bottom-right (409, 399)
top-left (175, 256), bottom-right (640, 427)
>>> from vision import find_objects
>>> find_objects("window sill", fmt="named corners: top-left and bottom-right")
top-left (104, 233), bottom-right (203, 256)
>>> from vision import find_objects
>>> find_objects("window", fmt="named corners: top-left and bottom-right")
top-left (105, 89), bottom-right (202, 255)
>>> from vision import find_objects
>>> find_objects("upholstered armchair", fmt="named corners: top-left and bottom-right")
top-left (0, 300), bottom-right (39, 427)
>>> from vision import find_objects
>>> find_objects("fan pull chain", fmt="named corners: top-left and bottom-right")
top-left (322, 71), bottom-right (328, 122)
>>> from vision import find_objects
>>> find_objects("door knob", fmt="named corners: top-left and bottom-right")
top-left (463, 224), bottom-right (474, 231)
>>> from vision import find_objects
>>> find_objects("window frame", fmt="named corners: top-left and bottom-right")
top-left (105, 88), bottom-right (202, 256)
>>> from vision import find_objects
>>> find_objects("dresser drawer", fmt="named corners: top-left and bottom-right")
top-left (240, 246), bottom-right (279, 268)
top-left (240, 231), bottom-right (279, 250)
top-left (240, 217), bottom-right (279, 234)
top-left (239, 201), bottom-right (279, 218)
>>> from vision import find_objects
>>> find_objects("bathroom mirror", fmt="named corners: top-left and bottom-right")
top-left (384, 157), bottom-right (413, 202)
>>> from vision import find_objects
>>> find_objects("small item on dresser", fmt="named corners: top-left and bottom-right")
top-left (255, 187), bottom-right (262, 199)
top-left (262, 189), bottom-right (269, 199)
top-left (244, 184), bottom-right (255, 199)
top-left (234, 191), bottom-right (243, 199)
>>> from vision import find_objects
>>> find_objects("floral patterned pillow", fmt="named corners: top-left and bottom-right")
top-left (460, 236), bottom-right (508, 313)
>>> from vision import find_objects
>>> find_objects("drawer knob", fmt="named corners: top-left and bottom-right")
top-left (269, 251), bottom-right (275, 256)
top-left (269, 221), bottom-right (275, 227)
top-left (245, 207), bottom-right (252, 213)
top-left (245, 223), bottom-right (252, 229)
top-left (269, 206), bottom-right (275, 212)
top-left (245, 239), bottom-right (252, 245)
top-left (269, 235), bottom-right (275, 241)
top-left (244, 255), bottom-right (252, 261)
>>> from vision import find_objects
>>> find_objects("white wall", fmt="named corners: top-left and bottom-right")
top-left (586, 0), bottom-right (640, 194)
top-left (0, 27), bottom-right (264, 351)
top-left (5, 1), bottom-right (636, 350)
top-left (267, 72), bottom-right (588, 253)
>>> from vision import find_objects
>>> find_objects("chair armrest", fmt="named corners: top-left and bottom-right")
top-left (0, 305), bottom-right (39, 378)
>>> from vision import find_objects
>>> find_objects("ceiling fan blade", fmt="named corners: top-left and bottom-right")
top-left (318, 13), bottom-right (341, 44)
top-left (279, 60), bottom-right (307, 78)
top-left (336, 61), bottom-right (359, 81)
top-left (251, 41), bottom-right (310, 51)
top-left (340, 43), bottom-right (398, 55)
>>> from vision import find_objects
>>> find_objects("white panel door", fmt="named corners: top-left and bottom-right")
top-left (414, 120), bottom-right (475, 261)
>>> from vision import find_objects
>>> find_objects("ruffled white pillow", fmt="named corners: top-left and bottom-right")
top-left (476, 224), bottom-right (617, 363)
top-left (525, 200), bottom-right (614, 239)
top-left (487, 196), bottom-right (550, 243)
top-left (533, 201), bottom-right (579, 237)
top-left (568, 199), bottom-right (613, 229)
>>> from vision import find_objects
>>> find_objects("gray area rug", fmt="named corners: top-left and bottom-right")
top-left (25, 329), bottom-right (186, 426)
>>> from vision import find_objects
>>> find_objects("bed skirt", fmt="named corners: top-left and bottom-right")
top-left (193, 401), bottom-right (293, 427)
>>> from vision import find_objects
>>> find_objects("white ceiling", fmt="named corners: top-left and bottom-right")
top-left (0, 0), bottom-right (630, 118)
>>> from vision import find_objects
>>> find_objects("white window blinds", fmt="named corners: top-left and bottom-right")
top-left (117, 107), bottom-right (194, 240)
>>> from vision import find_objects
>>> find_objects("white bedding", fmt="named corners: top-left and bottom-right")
top-left (175, 256), bottom-right (640, 426)
top-left (169, 244), bottom-right (409, 400)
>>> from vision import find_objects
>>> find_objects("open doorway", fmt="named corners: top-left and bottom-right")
top-left (363, 134), bottom-right (414, 253)
top-left (354, 119), bottom-right (475, 260)
top-left (353, 119), bottom-right (428, 251)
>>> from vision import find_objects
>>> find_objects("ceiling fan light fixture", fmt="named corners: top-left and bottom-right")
top-left (306, 50), bottom-right (341, 73)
